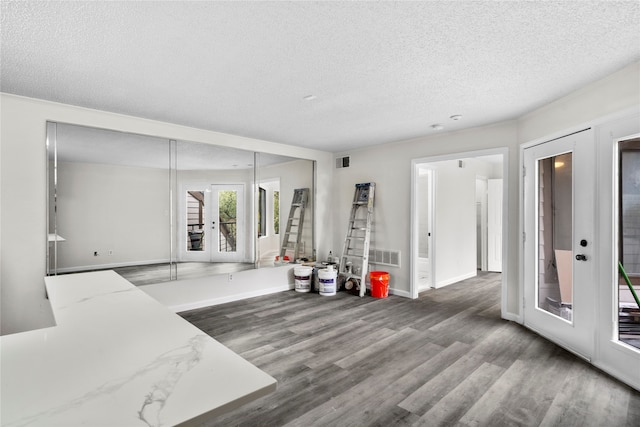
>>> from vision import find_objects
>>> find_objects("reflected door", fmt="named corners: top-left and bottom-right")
top-left (183, 184), bottom-right (245, 262)
top-left (523, 129), bottom-right (595, 359)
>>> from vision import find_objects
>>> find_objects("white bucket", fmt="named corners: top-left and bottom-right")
top-left (318, 268), bottom-right (337, 296)
top-left (294, 266), bottom-right (313, 293)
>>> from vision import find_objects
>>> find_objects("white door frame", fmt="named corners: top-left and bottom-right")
top-left (410, 148), bottom-right (509, 314)
top-left (487, 178), bottom-right (503, 272)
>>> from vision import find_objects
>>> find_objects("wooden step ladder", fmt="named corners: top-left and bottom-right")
top-left (339, 182), bottom-right (375, 297)
top-left (280, 188), bottom-right (309, 261)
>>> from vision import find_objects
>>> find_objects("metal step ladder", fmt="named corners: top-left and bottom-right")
top-left (280, 188), bottom-right (309, 261)
top-left (339, 182), bottom-right (375, 297)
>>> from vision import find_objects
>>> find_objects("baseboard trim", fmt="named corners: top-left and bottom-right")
top-left (55, 259), bottom-right (170, 274)
top-left (389, 288), bottom-right (412, 298)
top-left (435, 271), bottom-right (477, 289)
top-left (169, 284), bottom-right (293, 313)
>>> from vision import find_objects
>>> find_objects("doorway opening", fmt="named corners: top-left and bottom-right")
top-left (411, 149), bottom-right (507, 300)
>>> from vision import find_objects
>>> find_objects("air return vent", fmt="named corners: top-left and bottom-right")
top-left (368, 248), bottom-right (401, 267)
top-left (336, 156), bottom-right (350, 168)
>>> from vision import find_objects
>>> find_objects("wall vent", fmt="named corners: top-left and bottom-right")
top-left (336, 156), bottom-right (350, 168)
top-left (368, 248), bottom-right (401, 268)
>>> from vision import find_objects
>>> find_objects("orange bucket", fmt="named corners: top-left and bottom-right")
top-left (370, 271), bottom-right (390, 298)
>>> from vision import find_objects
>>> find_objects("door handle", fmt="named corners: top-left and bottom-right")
top-left (575, 254), bottom-right (587, 261)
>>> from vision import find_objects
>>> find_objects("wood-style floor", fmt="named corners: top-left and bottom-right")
top-left (180, 272), bottom-right (640, 426)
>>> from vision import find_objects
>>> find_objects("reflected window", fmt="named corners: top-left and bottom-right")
top-left (258, 187), bottom-right (266, 237)
top-left (274, 190), bottom-right (280, 235)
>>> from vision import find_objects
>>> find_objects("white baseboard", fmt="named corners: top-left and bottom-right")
top-left (55, 259), bottom-right (170, 273)
top-left (434, 271), bottom-right (477, 289)
top-left (169, 284), bottom-right (293, 313)
top-left (389, 287), bottom-right (412, 298)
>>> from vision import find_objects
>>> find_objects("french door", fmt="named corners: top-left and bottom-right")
top-left (523, 129), bottom-right (596, 359)
top-left (182, 183), bottom-right (245, 262)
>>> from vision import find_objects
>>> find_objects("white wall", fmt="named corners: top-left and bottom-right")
top-left (55, 161), bottom-right (171, 271)
top-left (518, 62), bottom-right (640, 143)
top-left (0, 94), bottom-right (333, 335)
top-left (433, 160), bottom-right (477, 287)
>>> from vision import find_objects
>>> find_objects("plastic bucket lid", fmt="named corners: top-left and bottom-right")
top-left (370, 271), bottom-right (390, 282)
top-left (294, 266), bottom-right (313, 276)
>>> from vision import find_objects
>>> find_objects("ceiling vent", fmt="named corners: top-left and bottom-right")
top-left (336, 156), bottom-right (350, 168)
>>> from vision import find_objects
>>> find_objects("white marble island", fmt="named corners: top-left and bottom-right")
top-left (0, 271), bottom-right (276, 426)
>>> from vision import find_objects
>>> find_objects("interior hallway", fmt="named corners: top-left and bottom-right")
top-left (180, 272), bottom-right (640, 426)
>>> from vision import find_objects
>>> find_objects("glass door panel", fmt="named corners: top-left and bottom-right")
top-left (186, 190), bottom-right (206, 252)
top-left (181, 185), bottom-right (211, 262)
top-left (618, 138), bottom-right (640, 350)
top-left (536, 152), bottom-right (573, 321)
top-left (217, 189), bottom-right (238, 253)
top-left (210, 184), bottom-right (245, 262)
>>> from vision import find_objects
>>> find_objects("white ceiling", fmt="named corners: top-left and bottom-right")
top-left (2, 1), bottom-right (639, 153)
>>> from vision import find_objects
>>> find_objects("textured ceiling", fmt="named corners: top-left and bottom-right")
top-left (2, 1), bottom-right (639, 152)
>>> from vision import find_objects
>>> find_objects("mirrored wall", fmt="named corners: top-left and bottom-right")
top-left (47, 122), bottom-right (315, 285)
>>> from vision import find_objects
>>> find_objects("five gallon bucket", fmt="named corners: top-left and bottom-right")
top-left (294, 266), bottom-right (313, 293)
top-left (370, 271), bottom-right (390, 298)
top-left (318, 266), bottom-right (337, 296)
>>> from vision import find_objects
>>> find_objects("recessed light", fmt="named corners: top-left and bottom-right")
top-left (303, 95), bottom-right (317, 101)
top-left (450, 114), bottom-right (462, 121)
top-left (431, 124), bottom-right (444, 130)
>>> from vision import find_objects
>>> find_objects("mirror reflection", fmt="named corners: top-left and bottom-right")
top-left (47, 122), bottom-right (315, 286)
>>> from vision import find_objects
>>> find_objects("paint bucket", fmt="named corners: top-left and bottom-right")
top-left (318, 267), bottom-right (337, 296)
top-left (294, 266), bottom-right (313, 293)
top-left (370, 271), bottom-right (390, 298)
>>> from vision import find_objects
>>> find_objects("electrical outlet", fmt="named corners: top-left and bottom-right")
top-left (228, 273), bottom-right (233, 282)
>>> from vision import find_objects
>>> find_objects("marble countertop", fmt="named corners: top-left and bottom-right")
top-left (0, 271), bottom-right (276, 427)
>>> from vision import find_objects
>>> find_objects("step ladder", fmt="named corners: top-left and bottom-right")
top-left (280, 188), bottom-right (309, 261)
top-left (339, 182), bottom-right (375, 297)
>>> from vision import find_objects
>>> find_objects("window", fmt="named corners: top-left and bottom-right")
top-left (274, 190), bottom-right (279, 234)
top-left (258, 187), bottom-right (266, 237)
